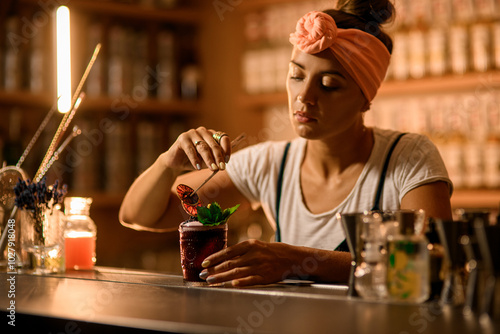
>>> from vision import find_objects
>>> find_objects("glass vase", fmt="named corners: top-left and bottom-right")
top-left (21, 205), bottom-right (65, 275)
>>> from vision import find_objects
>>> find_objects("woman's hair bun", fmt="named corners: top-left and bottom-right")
top-left (336, 0), bottom-right (395, 26)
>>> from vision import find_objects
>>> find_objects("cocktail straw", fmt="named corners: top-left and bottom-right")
top-left (16, 98), bottom-right (60, 168)
top-left (190, 133), bottom-right (246, 197)
top-left (33, 43), bottom-right (101, 182)
top-left (34, 92), bottom-right (85, 182)
top-left (38, 125), bottom-right (82, 181)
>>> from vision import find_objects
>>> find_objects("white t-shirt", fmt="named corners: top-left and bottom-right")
top-left (226, 128), bottom-right (452, 250)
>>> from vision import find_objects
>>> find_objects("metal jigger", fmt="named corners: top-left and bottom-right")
top-left (461, 232), bottom-right (481, 314)
top-left (473, 219), bottom-right (500, 319)
top-left (338, 212), bottom-right (362, 297)
top-left (457, 211), bottom-right (490, 315)
top-left (436, 219), bottom-right (469, 306)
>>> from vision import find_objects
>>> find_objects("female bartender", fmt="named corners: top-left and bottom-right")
top-left (119, 0), bottom-right (453, 287)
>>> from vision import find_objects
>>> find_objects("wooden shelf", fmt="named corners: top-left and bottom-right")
top-left (68, 192), bottom-right (126, 208)
top-left (0, 90), bottom-right (53, 110)
top-left (238, 70), bottom-right (500, 109)
top-left (80, 96), bottom-right (200, 116)
top-left (0, 90), bottom-right (200, 115)
top-left (378, 71), bottom-right (500, 97)
top-left (451, 189), bottom-right (500, 209)
top-left (239, 0), bottom-right (306, 11)
top-left (20, 0), bottom-right (202, 24)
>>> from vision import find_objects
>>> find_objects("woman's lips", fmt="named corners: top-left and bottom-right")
top-left (294, 111), bottom-right (316, 123)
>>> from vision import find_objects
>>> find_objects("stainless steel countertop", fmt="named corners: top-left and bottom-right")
top-left (1, 267), bottom-right (498, 334)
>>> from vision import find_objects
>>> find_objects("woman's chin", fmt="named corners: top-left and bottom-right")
top-left (292, 124), bottom-right (320, 139)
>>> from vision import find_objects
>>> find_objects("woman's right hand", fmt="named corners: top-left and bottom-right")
top-left (161, 126), bottom-right (232, 173)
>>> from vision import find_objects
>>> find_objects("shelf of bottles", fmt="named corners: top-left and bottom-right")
top-left (368, 0), bottom-right (500, 191)
top-left (240, 0), bottom-right (500, 198)
top-left (0, 0), bottom-right (202, 196)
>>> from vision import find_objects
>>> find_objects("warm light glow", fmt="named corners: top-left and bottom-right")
top-left (65, 197), bottom-right (93, 215)
top-left (73, 94), bottom-right (83, 110)
top-left (56, 6), bottom-right (71, 113)
top-left (48, 248), bottom-right (61, 259)
top-left (66, 231), bottom-right (94, 238)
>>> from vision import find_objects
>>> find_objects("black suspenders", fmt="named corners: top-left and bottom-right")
top-left (275, 133), bottom-right (406, 250)
top-left (370, 133), bottom-right (406, 211)
top-left (275, 142), bottom-right (291, 243)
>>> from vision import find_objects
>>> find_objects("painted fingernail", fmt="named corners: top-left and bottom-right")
top-left (206, 276), bottom-right (216, 284)
top-left (225, 155), bottom-right (230, 163)
top-left (210, 163), bottom-right (218, 170)
top-left (219, 162), bottom-right (226, 170)
top-left (196, 163), bottom-right (201, 170)
top-left (199, 270), bottom-right (209, 279)
top-left (202, 260), bottom-right (210, 268)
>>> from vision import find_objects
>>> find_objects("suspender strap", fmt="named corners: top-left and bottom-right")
top-left (371, 133), bottom-right (406, 212)
top-left (274, 133), bottom-right (406, 249)
top-left (275, 142), bottom-right (291, 242)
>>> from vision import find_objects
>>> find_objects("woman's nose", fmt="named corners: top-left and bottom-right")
top-left (298, 83), bottom-right (316, 105)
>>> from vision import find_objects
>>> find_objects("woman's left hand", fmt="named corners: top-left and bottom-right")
top-left (199, 240), bottom-right (296, 287)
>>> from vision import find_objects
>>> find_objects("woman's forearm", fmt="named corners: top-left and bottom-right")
top-left (284, 246), bottom-right (351, 283)
top-left (119, 152), bottom-right (182, 230)
top-left (200, 240), bottom-right (352, 286)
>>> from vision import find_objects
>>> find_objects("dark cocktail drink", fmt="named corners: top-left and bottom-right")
top-left (179, 220), bottom-right (227, 285)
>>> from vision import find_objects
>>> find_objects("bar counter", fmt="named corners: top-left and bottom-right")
top-left (1, 267), bottom-right (498, 333)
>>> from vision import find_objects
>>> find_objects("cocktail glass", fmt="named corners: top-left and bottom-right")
top-left (179, 220), bottom-right (227, 286)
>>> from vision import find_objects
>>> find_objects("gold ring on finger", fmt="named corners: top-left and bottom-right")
top-left (213, 131), bottom-right (228, 145)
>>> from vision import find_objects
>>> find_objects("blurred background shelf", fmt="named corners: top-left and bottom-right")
top-left (378, 71), bottom-right (500, 97)
top-left (451, 189), bottom-right (500, 209)
top-left (19, 0), bottom-right (202, 23)
top-left (238, 71), bottom-right (500, 109)
top-left (0, 90), bottom-right (200, 115)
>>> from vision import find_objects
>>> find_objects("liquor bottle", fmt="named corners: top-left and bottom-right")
top-left (354, 212), bottom-right (388, 300)
top-left (2, 109), bottom-right (23, 166)
top-left (157, 30), bottom-right (176, 100)
top-left (4, 17), bottom-right (21, 91)
top-left (471, 23), bottom-right (491, 73)
top-left (387, 211), bottom-right (430, 303)
top-left (449, 25), bottom-right (469, 75)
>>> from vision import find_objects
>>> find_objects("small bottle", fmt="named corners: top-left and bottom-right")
top-left (64, 197), bottom-right (97, 270)
top-left (354, 212), bottom-right (388, 300)
top-left (425, 218), bottom-right (446, 301)
top-left (387, 211), bottom-right (430, 303)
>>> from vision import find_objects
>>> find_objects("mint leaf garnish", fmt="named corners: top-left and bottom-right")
top-left (197, 202), bottom-right (240, 226)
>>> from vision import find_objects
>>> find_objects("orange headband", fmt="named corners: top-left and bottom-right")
top-left (289, 11), bottom-right (391, 102)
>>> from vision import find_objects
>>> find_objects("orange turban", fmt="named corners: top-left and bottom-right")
top-left (290, 11), bottom-right (391, 102)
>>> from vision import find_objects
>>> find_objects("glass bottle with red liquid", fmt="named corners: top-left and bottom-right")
top-left (64, 197), bottom-right (96, 270)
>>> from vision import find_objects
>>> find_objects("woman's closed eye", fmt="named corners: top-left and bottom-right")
top-left (321, 76), bottom-right (341, 91)
top-left (290, 75), bottom-right (304, 81)
top-left (289, 68), bottom-right (304, 81)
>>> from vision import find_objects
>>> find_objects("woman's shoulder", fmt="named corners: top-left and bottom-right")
top-left (373, 127), bottom-right (434, 149)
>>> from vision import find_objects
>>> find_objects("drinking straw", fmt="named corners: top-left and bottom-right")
top-left (33, 43), bottom-right (101, 182)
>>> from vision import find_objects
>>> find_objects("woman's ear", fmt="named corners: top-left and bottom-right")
top-left (361, 100), bottom-right (371, 113)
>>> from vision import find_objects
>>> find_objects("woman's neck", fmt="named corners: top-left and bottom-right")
top-left (303, 126), bottom-right (374, 179)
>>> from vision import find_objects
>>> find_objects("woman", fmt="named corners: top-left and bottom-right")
top-left (119, 0), bottom-right (453, 287)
